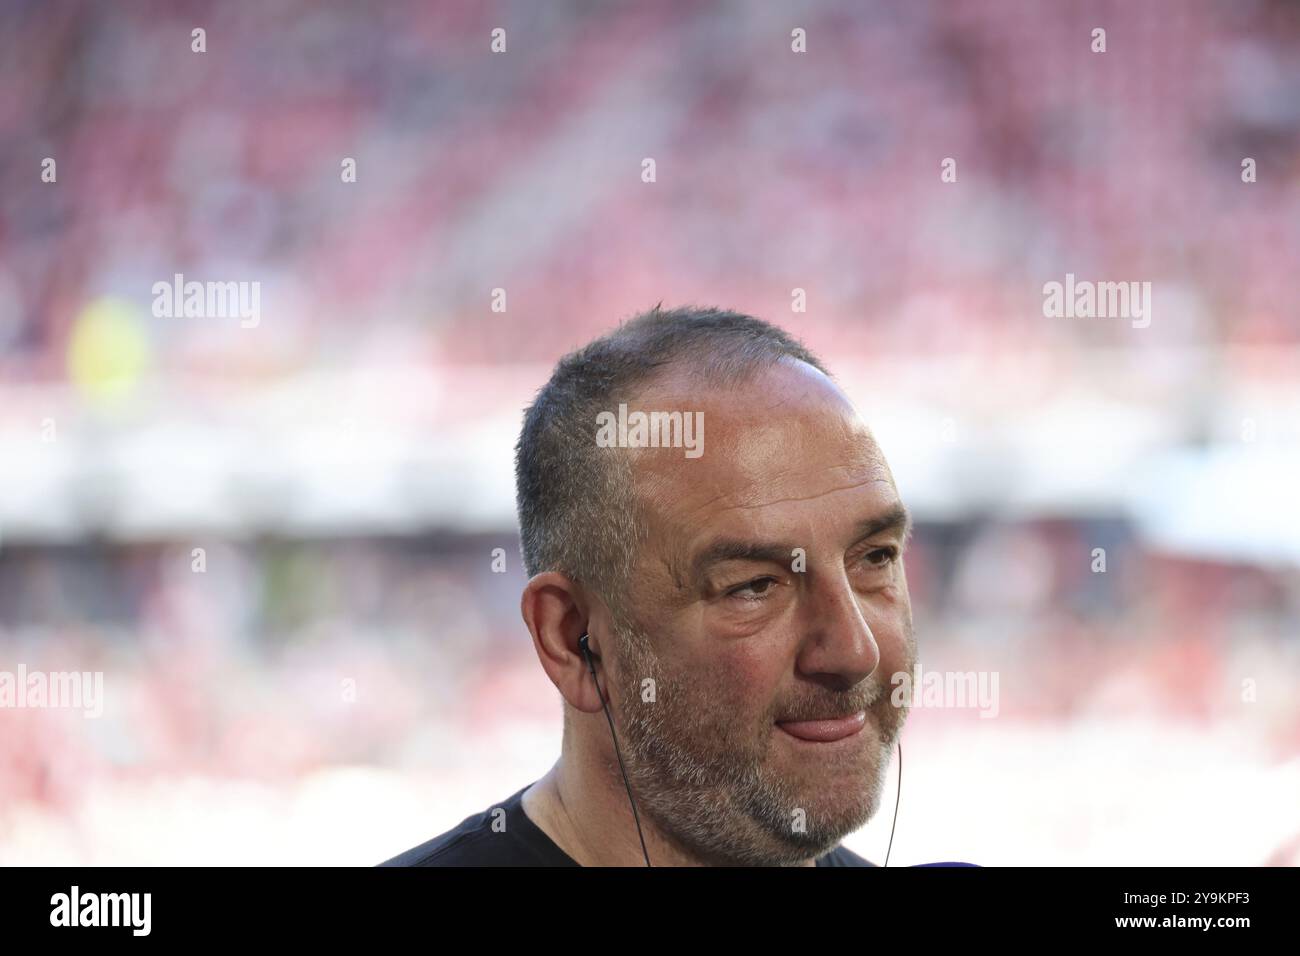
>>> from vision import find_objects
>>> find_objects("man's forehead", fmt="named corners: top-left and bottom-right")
top-left (625, 360), bottom-right (896, 545)
top-left (651, 453), bottom-right (892, 517)
top-left (654, 457), bottom-right (899, 592)
top-left (632, 357), bottom-right (886, 473)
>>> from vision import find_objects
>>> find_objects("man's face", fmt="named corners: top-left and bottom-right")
top-left (607, 358), bottom-right (916, 865)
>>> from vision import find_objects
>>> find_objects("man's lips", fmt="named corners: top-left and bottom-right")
top-left (776, 710), bottom-right (867, 742)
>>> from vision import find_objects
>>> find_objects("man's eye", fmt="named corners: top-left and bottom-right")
top-left (862, 547), bottom-right (898, 568)
top-left (727, 577), bottom-right (777, 599)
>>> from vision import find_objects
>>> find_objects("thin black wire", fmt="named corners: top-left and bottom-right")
top-left (884, 739), bottom-right (901, 867)
top-left (581, 635), bottom-right (652, 866)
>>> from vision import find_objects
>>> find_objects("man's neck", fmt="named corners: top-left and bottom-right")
top-left (520, 755), bottom-right (819, 867)
top-left (521, 758), bottom-right (670, 866)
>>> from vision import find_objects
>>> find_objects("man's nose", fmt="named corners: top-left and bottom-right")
top-left (794, 570), bottom-right (881, 689)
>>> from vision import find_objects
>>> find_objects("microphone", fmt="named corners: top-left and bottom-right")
top-left (578, 630), bottom-right (905, 868)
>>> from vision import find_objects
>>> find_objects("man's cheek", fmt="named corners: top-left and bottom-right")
top-left (875, 623), bottom-right (914, 693)
top-left (705, 645), bottom-right (778, 717)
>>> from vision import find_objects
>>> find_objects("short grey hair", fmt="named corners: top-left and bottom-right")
top-left (514, 304), bottom-right (828, 632)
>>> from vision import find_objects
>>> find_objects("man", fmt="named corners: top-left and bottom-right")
top-left (383, 304), bottom-right (917, 867)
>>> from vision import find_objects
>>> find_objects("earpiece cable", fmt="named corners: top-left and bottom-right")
top-left (580, 634), bottom-right (653, 867)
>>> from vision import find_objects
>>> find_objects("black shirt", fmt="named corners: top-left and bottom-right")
top-left (379, 781), bottom-right (877, 867)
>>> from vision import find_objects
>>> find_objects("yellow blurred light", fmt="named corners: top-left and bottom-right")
top-left (67, 298), bottom-right (151, 401)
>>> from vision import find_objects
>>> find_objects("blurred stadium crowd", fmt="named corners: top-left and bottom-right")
top-left (3, 1), bottom-right (1300, 373)
top-left (0, 0), bottom-right (1297, 864)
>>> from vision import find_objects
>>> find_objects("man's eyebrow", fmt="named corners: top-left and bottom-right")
top-left (688, 541), bottom-right (796, 582)
top-left (684, 501), bottom-right (913, 584)
top-left (849, 501), bottom-right (913, 547)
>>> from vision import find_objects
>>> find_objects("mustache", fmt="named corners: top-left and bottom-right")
top-left (773, 677), bottom-right (894, 722)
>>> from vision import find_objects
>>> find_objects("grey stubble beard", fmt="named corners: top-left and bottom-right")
top-left (605, 617), bottom-right (915, 866)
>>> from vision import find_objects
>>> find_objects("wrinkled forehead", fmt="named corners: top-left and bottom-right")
top-left (626, 358), bottom-right (895, 538)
